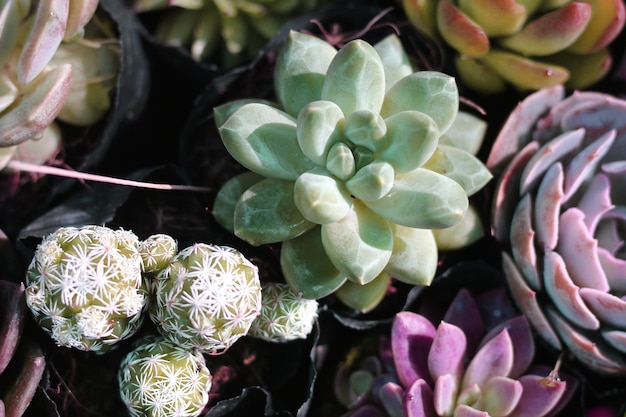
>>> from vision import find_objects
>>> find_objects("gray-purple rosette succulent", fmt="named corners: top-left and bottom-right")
top-left (488, 85), bottom-right (626, 374)
top-left (334, 287), bottom-right (575, 417)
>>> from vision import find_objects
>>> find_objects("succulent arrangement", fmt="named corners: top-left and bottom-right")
top-left (212, 30), bottom-right (492, 312)
top-left (402, 0), bottom-right (626, 93)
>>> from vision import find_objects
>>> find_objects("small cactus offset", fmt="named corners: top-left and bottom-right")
top-left (149, 243), bottom-right (262, 354)
top-left (24, 225), bottom-right (149, 352)
top-left (402, 0), bottom-right (626, 93)
top-left (139, 233), bottom-right (178, 274)
top-left (118, 335), bottom-right (213, 417)
top-left (248, 282), bottom-right (319, 342)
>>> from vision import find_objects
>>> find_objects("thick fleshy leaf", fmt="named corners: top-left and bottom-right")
top-left (580, 288), bottom-right (626, 328)
top-left (214, 99), bottom-right (279, 128)
top-left (218, 103), bottom-right (316, 180)
top-left (343, 110), bottom-right (387, 152)
top-left (461, 329), bottom-right (514, 390)
top-left (385, 225), bottom-right (437, 286)
top-left (507, 374), bottom-right (567, 417)
top-left (321, 201), bottom-right (393, 284)
top-left (440, 111), bottom-right (487, 156)
top-left (294, 170), bottom-right (352, 224)
top-left (346, 162), bottom-right (395, 202)
top-left (602, 330), bottom-right (626, 354)
top-left (377, 381), bottom-right (405, 417)
top-left (381, 72), bottom-right (458, 134)
top-left (321, 39), bottom-right (385, 116)
top-left (454, 55), bottom-right (507, 95)
top-left (234, 178), bottom-right (315, 245)
top-left (432, 205), bottom-right (484, 251)
top-left (379, 111), bottom-right (440, 174)
top-left (402, 0), bottom-right (437, 36)
top-left (598, 248), bottom-right (626, 292)
top-left (510, 194), bottom-right (541, 290)
top-left (0, 282), bottom-right (25, 375)
top-left (374, 34), bottom-right (415, 91)
top-left (557, 208), bottom-right (609, 291)
top-left (334, 271), bottom-right (391, 313)
top-left (213, 172), bottom-right (265, 232)
top-left (474, 376), bottom-right (523, 417)
top-left (432, 373), bottom-right (458, 416)
top-left (437, 0), bottom-right (490, 57)
top-left (422, 145), bottom-right (492, 196)
top-left (326, 142), bottom-right (356, 180)
top-left (479, 316), bottom-right (534, 379)
top-left (0, 0), bottom-right (20, 68)
top-left (567, 0), bottom-right (626, 53)
top-left (296, 100), bottom-right (344, 166)
top-left (392, 312), bottom-right (436, 387)
top-left (428, 322), bottom-right (466, 381)
top-left (534, 163), bottom-right (564, 251)
top-left (442, 289), bottom-right (484, 358)
top-left (458, 0), bottom-right (526, 36)
top-left (564, 130), bottom-right (615, 200)
top-left (363, 168), bottom-right (468, 229)
top-left (280, 227), bottom-right (347, 300)
top-left (577, 173), bottom-right (614, 235)
top-left (453, 405), bottom-right (489, 417)
top-left (550, 48), bottom-right (613, 89)
top-left (404, 379), bottom-right (436, 417)
top-left (275, 30), bottom-right (337, 116)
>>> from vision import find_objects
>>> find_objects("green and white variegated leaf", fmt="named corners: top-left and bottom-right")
top-left (218, 103), bottom-right (316, 180)
top-left (275, 30), bottom-right (337, 116)
top-left (294, 170), bottom-right (352, 224)
top-left (379, 110), bottom-right (440, 174)
top-left (234, 177), bottom-right (315, 245)
top-left (281, 227), bottom-right (347, 300)
top-left (374, 34), bottom-right (416, 92)
top-left (213, 172), bottom-right (265, 232)
top-left (363, 168), bottom-right (469, 229)
top-left (321, 201), bottom-right (393, 285)
top-left (432, 204), bottom-right (485, 250)
top-left (385, 224), bottom-right (438, 286)
top-left (440, 111), bottom-right (487, 156)
top-left (321, 39), bottom-right (386, 116)
top-left (335, 271), bottom-right (391, 313)
top-left (381, 71), bottom-right (458, 134)
top-left (423, 144), bottom-right (493, 196)
top-left (346, 161), bottom-right (395, 201)
top-left (214, 98), bottom-right (279, 128)
top-left (296, 100), bottom-right (344, 166)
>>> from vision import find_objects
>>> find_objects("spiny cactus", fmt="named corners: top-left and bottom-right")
top-left (212, 30), bottom-right (491, 312)
top-left (149, 243), bottom-right (262, 354)
top-left (139, 233), bottom-right (178, 274)
top-left (24, 225), bottom-right (149, 352)
top-left (248, 282), bottom-right (319, 342)
top-left (130, 0), bottom-right (322, 66)
top-left (402, 0), bottom-right (626, 93)
top-left (118, 335), bottom-right (213, 417)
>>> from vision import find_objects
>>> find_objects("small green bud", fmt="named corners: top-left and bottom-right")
top-left (139, 234), bottom-right (178, 274)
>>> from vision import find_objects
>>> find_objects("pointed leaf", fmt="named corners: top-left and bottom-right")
top-left (296, 100), bottom-right (344, 166)
top-left (442, 289), bottom-right (484, 357)
top-left (479, 317), bottom-right (535, 379)
top-left (433, 373), bottom-right (458, 416)
top-left (374, 34), bottom-right (415, 91)
top-left (433, 204), bottom-right (484, 251)
top-left (475, 377), bottom-right (523, 417)
top-left (422, 145), bottom-right (492, 196)
top-left (509, 194), bottom-right (541, 290)
top-left (428, 322), bottom-right (466, 380)
top-left (534, 163), bottom-right (564, 251)
top-left (461, 330), bottom-right (514, 390)
top-left (404, 379), bottom-right (436, 417)
top-left (437, 0), bottom-right (490, 57)
top-left (508, 374), bottom-right (567, 417)
top-left (385, 225), bottom-right (437, 286)
top-left (363, 168), bottom-right (468, 229)
top-left (335, 271), bottom-right (391, 313)
top-left (392, 312), bottom-right (436, 387)
top-left (577, 173), bottom-right (614, 235)
top-left (580, 288), bottom-right (626, 328)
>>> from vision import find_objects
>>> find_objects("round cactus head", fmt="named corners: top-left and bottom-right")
top-left (139, 233), bottom-right (178, 274)
top-left (24, 225), bottom-right (149, 352)
top-left (149, 243), bottom-right (262, 354)
top-left (118, 335), bottom-right (213, 417)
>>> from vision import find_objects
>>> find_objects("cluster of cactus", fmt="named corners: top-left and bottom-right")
top-left (212, 30), bottom-right (492, 312)
top-left (0, 0), bottom-right (120, 171)
top-left (130, 0), bottom-right (322, 66)
top-left (488, 85), bottom-right (626, 374)
top-left (402, 0), bottom-right (626, 93)
top-left (334, 287), bottom-right (576, 417)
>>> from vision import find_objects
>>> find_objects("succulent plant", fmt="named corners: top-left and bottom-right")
top-left (212, 30), bottom-right (491, 312)
top-left (248, 282), bottom-right (319, 342)
top-left (0, 0), bottom-right (120, 170)
top-left (24, 225), bottom-right (149, 352)
top-left (488, 85), bottom-right (626, 374)
top-left (130, 0), bottom-right (321, 66)
top-left (402, 0), bottom-right (626, 93)
top-left (334, 287), bottom-right (575, 417)
top-left (149, 243), bottom-right (262, 354)
top-left (118, 335), bottom-right (213, 417)
top-left (139, 233), bottom-right (178, 274)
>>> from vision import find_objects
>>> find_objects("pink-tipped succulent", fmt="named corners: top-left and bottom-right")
top-left (488, 85), bottom-right (626, 374)
top-left (402, 0), bottom-right (626, 93)
top-left (334, 287), bottom-right (576, 417)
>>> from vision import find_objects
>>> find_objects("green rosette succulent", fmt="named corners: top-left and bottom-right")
top-left (118, 335), bottom-right (213, 417)
top-left (213, 31), bottom-right (492, 312)
top-left (248, 282), bottom-right (319, 342)
top-left (402, 0), bottom-right (626, 93)
top-left (24, 225), bottom-right (149, 352)
top-left (149, 243), bottom-right (262, 354)
top-left (131, 0), bottom-right (321, 66)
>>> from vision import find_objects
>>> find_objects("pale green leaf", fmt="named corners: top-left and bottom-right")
top-left (432, 204), bottom-right (485, 250)
top-left (346, 161), bottom-right (395, 201)
top-left (335, 272), bottom-right (391, 313)
top-left (321, 201), bottom-right (393, 285)
top-left (343, 110), bottom-right (387, 152)
top-left (385, 225), bottom-right (438, 285)
top-left (294, 170), bottom-right (352, 224)
top-left (381, 71), bottom-right (458, 134)
top-left (213, 172), bottom-right (264, 232)
top-left (422, 144), bottom-right (493, 196)
top-left (214, 98), bottom-right (279, 128)
top-left (219, 103), bottom-right (316, 180)
top-left (281, 227), bottom-right (347, 300)
top-left (326, 142), bottom-right (356, 180)
top-left (363, 168), bottom-right (468, 229)
top-left (296, 100), bottom-right (344, 166)
top-left (321, 39), bottom-right (385, 116)
top-left (374, 34), bottom-right (416, 91)
top-left (440, 111), bottom-right (487, 156)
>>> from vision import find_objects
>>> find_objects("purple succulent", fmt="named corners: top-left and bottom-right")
top-left (488, 85), bottom-right (626, 374)
top-left (334, 287), bottom-right (575, 417)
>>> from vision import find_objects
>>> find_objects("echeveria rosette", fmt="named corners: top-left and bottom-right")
top-left (402, 0), bottom-right (626, 93)
top-left (149, 243), bottom-right (262, 354)
top-left (335, 288), bottom-right (576, 417)
top-left (118, 335), bottom-right (213, 417)
top-left (212, 31), bottom-right (492, 312)
top-left (488, 85), bottom-right (626, 374)
top-left (24, 225), bottom-right (149, 352)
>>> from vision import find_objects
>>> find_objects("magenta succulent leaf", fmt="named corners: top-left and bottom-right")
top-left (392, 312), bottom-right (436, 387)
